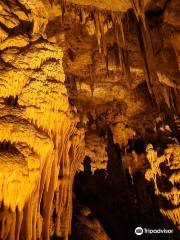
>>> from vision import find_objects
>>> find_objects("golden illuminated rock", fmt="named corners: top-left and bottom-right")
top-left (0, 1), bottom-right (85, 239)
top-left (0, 0), bottom-right (179, 239)
top-left (145, 144), bottom-right (180, 228)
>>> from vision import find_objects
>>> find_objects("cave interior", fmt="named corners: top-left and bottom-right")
top-left (0, 0), bottom-right (179, 240)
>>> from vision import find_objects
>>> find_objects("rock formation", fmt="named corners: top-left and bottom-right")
top-left (146, 144), bottom-right (180, 229)
top-left (0, 0), bottom-right (179, 239)
top-left (0, 1), bottom-right (85, 239)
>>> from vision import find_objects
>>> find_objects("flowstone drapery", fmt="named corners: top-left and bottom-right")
top-left (0, 1), bottom-right (84, 239)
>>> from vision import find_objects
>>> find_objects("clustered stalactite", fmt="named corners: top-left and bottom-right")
top-left (58, 0), bottom-right (180, 237)
top-left (111, 12), bottom-right (132, 83)
top-left (0, 0), bottom-right (179, 239)
top-left (58, 0), bottom-right (180, 116)
top-left (0, 41), bottom-right (84, 238)
top-left (59, 1), bottom-right (133, 79)
top-left (0, 1), bottom-right (85, 239)
top-left (131, 0), bottom-right (180, 115)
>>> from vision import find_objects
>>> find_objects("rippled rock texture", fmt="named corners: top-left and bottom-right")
top-left (0, 0), bottom-right (179, 239)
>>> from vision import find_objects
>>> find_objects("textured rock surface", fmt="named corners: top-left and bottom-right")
top-left (0, 0), bottom-right (179, 239)
top-left (146, 144), bottom-right (180, 228)
top-left (0, 1), bottom-right (85, 239)
top-left (66, 0), bottom-right (132, 11)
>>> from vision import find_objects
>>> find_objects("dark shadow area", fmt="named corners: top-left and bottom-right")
top-left (71, 128), bottom-right (179, 240)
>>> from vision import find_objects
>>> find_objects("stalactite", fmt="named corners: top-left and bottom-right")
top-left (119, 13), bottom-right (126, 47)
top-left (16, 211), bottom-right (23, 240)
top-left (131, 1), bottom-right (165, 106)
top-left (0, 36), bottom-right (85, 240)
top-left (98, 12), bottom-right (109, 76)
top-left (98, 13), bottom-right (107, 57)
top-left (135, 18), bottom-right (154, 98)
top-left (80, 7), bottom-right (86, 24)
top-left (171, 88), bottom-right (180, 116)
top-left (170, 88), bottom-right (177, 114)
top-left (54, 128), bottom-right (85, 239)
top-left (161, 85), bottom-right (171, 109)
top-left (173, 90), bottom-right (179, 116)
top-left (111, 13), bottom-right (131, 83)
top-left (94, 11), bottom-right (102, 54)
top-left (0, 0), bottom-right (179, 239)
top-left (60, 0), bottom-right (66, 23)
top-left (112, 13), bottom-right (121, 66)
top-left (129, 0), bottom-right (139, 20)
top-left (42, 159), bottom-right (56, 240)
top-left (93, 11), bottom-right (110, 75)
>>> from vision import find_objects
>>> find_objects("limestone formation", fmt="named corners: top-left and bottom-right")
top-left (145, 144), bottom-right (180, 229)
top-left (0, 0), bottom-right (179, 239)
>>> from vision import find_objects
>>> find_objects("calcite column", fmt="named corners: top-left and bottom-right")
top-left (0, 1), bottom-right (84, 239)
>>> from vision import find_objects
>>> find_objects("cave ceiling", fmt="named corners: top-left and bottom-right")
top-left (65, 0), bottom-right (132, 11)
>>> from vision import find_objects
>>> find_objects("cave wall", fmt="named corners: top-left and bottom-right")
top-left (0, 1), bottom-right (85, 239)
top-left (0, 0), bottom-right (179, 239)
